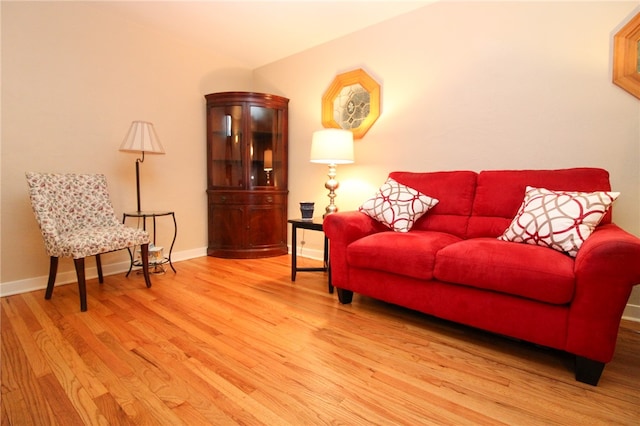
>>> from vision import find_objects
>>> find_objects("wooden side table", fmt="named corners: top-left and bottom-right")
top-left (288, 218), bottom-right (333, 293)
top-left (123, 211), bottom-right (177, 275)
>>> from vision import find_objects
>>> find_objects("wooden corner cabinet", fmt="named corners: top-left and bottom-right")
top-left (205, 92), bottom-right (289, 258)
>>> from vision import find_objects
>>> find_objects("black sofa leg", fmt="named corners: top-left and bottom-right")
top-left (575, 356), bottom-right (605, 386)
top-left (337, 288), bottom-right (353, 304)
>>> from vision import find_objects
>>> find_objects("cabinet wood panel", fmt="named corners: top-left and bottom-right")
top-left (206, 92), bottom-right (289, 258)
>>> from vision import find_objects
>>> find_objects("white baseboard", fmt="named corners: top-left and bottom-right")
top-left (0, 247), bottom-right (207, 298)
top-left (622, 303), bottom-right (640, 323)
top-left (3, 246), bottom-right (640, 324)
top-left (289, 245), bottom-right (325, 262)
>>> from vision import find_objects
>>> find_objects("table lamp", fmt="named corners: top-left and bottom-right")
top-left (264, 149), bottom-right (273, 185)
top-left (310, 128), bottom-right (354, 216)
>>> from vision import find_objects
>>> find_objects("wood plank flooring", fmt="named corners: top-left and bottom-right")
top-left (2, 255), bottom-right (639, 425)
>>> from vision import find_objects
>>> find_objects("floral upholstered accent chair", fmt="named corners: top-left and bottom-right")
top-left (25, 172), bottom-right (152, 311)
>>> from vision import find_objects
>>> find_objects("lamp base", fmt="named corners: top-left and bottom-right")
top-left (323, 164), bottom-right (339, 217)
top-left (323, 200), bottom-right (339, 218)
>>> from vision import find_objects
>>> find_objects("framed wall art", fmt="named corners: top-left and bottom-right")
top-left (322, 68), bottom-right (381, 139)
top-left (613, 12), bottom-right (640, 99)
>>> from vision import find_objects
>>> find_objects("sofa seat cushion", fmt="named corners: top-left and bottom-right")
top-left (348, 231), bottom-right (462, 280)
top-left (434, 238), bottom-right (575, 304)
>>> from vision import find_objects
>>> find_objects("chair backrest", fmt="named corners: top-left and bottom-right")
top-left (26, 172), bottom-right (121, 256)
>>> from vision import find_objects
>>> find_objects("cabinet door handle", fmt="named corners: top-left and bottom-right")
top-left (220, 196), bottom-right (227, 202)
top-left (266, 196), bottom-right (273, 203)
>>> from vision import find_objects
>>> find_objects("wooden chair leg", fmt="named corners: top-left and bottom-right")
top-left (95, 254), bottom-right (104, 284)
top-left (45, 257), bottom-right (58, 300)
top-left (140, 244), bottom-right (152, 288)
top-left (73, 257), bottom-right (88, 312)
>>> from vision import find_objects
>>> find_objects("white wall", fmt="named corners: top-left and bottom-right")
top-left (253, 1), bottom-right (640, 316)
top-left (0, 1), bottom-right (253, 287)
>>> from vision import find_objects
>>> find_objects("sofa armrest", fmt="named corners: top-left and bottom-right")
top-left (567, 223), bottom-right (640, 362)
top-left (323, 211), bottom-right (387, 289)
top-left (323, 211), bottom-right (385, 244)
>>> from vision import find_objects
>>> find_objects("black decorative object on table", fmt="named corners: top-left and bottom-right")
top-left (300, 202), bottom-right (314, 220)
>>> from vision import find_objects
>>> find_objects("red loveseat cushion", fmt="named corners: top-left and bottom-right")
top-left (348, 231), bottom-right (463, 280)
top-left (389, 171), bottom-right (477, 238)
top-left (467, 168), bottom-right (612, 238)
top-left (434, 238), bottom-right (576, 304)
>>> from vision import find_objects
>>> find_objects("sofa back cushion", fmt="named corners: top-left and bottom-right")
top-left (467, 167), bottom-right (612, 238)
top-left (389, 171), bottom-right (477, 238)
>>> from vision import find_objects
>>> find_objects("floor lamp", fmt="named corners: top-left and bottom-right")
top-left (119, 121), bottom-right (165, 212)
top-left (310, 128), bottom-right (354, 217)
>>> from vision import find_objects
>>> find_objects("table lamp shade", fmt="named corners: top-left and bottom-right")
top-left (119, 121), bottom-right (165, 154)
top-left (310, 129), bottom-right (354, 164)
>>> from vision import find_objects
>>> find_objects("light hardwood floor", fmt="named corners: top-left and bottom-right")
top-left (2, 255), bottom-right (639, 425)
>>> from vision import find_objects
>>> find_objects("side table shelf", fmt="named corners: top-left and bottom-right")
top-left (123, 211), bottom-right (177, 275)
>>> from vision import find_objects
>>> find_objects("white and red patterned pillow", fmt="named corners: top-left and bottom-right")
top-left (498, 186), bottom-right (619, 257)
top-left (359, 178), bottom-right (439, 232)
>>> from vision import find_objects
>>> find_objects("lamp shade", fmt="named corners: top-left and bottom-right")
top-left (264, 149), bottom-right (273, 170)
top-left (119, 121), bottom-right (165, 154)
top-left (310, 129), bottom-right (354, 164)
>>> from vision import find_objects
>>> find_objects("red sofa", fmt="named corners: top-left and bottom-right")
top-left (323, 168), bottom-right (640, 385)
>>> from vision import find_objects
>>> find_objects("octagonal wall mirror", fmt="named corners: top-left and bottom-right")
top-left (322, 68), bottom-right (381, 139)
top-left (613, 12), bottom-right (640, 99)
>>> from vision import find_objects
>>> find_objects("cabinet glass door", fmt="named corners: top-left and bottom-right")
top-left (249, 106), bottom-right (284, 189)
top-left (209, 105), bottom-right (243, 188)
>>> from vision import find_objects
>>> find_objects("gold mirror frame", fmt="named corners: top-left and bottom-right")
top-left (322, 68), bottom-right (380, 139)
top-left (613, 12), bottom-right (640, 99)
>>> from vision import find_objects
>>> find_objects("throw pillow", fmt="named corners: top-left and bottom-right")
top-left (498, 186), bottom-right (619, 257)
top-left (359, 178), bottom-right (439, 232)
